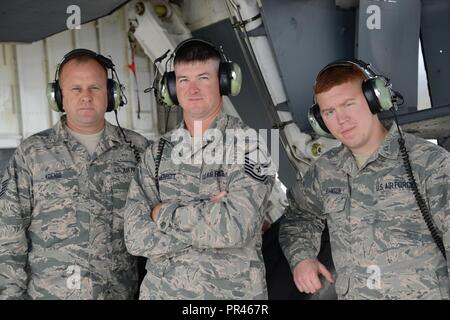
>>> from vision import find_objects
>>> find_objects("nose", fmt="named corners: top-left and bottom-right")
top-left (80, 89), bottom-right (93, 102)
top-left (335, 107), bottom-right (349, 125)
top-left (187, 81), bottom-right (200, 95)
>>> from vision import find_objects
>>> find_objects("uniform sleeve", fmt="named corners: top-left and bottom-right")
top-left (123, 148), bottom-right (190, 259)
top-left (0, 147), bottom-right (32, 299)
top-left (424, 151), bottom-right (450, 280)
top-left (278, 165), bottom-right (326, 271)
top-left (154, 154), bottom-right (275, 249)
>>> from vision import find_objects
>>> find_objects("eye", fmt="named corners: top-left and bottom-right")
top-left (71, 87), bottom-right (81, 92)
top-left (345, 102), bottom-right (354, 108)
top-left (323, 110), bottom-right (334, 119)
top-left (199, 75), bottom-right (209, 80)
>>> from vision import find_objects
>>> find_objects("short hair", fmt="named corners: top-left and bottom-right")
top-left (314, 64), bottom-right (366, 95)
top-left (59, 55), bottom-right (107, 79)
top-left (174, 40), bottom-right (221, 66)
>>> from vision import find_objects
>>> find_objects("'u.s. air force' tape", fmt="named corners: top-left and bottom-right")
top-left (0, 178), bottom-right (10, 199)
top-left (244, 156), bottom-right (269, 183)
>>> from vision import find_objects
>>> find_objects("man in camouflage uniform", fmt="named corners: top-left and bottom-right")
top-left (124, 38), bottom-right (275, 299)
top-left (0, 50), bottom-right (148, 299)
top-left (279, 61), bottom-right (450, 299)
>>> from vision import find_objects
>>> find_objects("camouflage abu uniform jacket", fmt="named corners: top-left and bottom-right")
top-left (124, 111), bottom-right (274, 299)
top-left (280, 125), bottom-right (450, 299)
top-left (0, 116), bottom-right (148, 299)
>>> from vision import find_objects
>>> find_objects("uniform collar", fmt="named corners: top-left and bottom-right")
top-left (377, 124), bottom-right (402, 160)
top-left (333, 124), bottom-right (403, 176)
top-left (162, 108), bottom-right (229, 145)
top-left (332, 146), bottom-right (358, 176)
top-left (50, 114), bottom-right (122, 151)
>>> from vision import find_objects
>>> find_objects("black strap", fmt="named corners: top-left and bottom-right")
top-left (154, 138), bottom-right (166, 194)
top-left (398, 137), bottom-right (446, 259)
top-left (272, 120), bottom-right (294, 130)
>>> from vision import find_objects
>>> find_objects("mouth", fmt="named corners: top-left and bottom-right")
top-left (340, 126), bottom-right (355, 136)
top-left (78, 104), bottom-right (94, 109)
top-left (78, 107), bottom-right (95, 113)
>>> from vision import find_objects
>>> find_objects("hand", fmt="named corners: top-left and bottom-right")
top-left (210, 191), bottom-right (227, 203)
top-left (293, 259), bottom-right (334, 294)
top-left (150, 203), bottom-right (162, 222)
top-left (262, 220), bottom-right (272, 233)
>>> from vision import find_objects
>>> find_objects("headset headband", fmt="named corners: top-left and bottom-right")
top-left (55, 49), bottom-right (115, 81)
top-left (315, 59), bottom-right (377, 84)
top-left (313, 59), bottom-right (388, 104)
top-left (170, 38), bottom-right (226, 64)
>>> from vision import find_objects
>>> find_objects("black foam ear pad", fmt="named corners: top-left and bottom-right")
top-left (106, 79), bottom-right (115, 112)
top-left (308, 103), bottom-right (331, 136)
top-left (219, 62), bottom-right (231, 95)
top-left (45, 80), bottom-right (63, 112)
top-left (106, 79), bottom-right (124, 112)
top-left (165, 71), bottom-right (178, 106)
top-left (54, 80), bottom-right (64, 112)
top-left (158, 71), bottom-right (178, 107)
top-left (219, 61), bottom-right (242, 96)
top-left (362, 79), bottom-right (381, 114)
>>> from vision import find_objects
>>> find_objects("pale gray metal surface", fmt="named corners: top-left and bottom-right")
top-left (357, 0), bottom-right (421, 112)
top-left (0, 0), bottom-right (129, 43)
top-left (420, 0), bottom-right (450, 108)
top-left (259, 0), bottom-right (356, 131)
top-left (379, 104), bottom-right (450, 139)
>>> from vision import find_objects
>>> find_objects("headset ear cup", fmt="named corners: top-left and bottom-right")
top-left (219, 62), bottom-right (230, 95)
top-left (363, 78), bottom-right (393, 114)
top-left (106, 79), bottom-right (122, 112)
top-left (159, 72), bottom-right (177, 107)
top-left (362, 79), bottom-right (382, 114)
top-left (106, 79), bottom-right (114, 112)
top-left (158, 74), bottom-right (171, 106)
top-left (47, 81), bottom-right (64, 112)
top-left (308, 103), bottom-right (332, 137)
top-left (218, 62), bottom-right (242, 96)
top-left (228, 62), bottom-right (242, 96)
top-left (372, 78), bottom-right (393, 111)
top-left (166, 71), bottom-right (178, 106)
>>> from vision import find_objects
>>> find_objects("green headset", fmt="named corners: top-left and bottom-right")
top-left (158, 38), bottom-right (242, 107)
top-left (308, 59), bottom-right (395, 137)
top-left (47, 48), bottom-right (124, 113)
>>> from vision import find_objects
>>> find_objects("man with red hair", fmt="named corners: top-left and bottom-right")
top-left (279, 60), bottom-right (450, 300)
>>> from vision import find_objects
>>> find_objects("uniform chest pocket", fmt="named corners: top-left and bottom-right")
top-left (374, 176), bottom-right (419, 211)
top-left (323, 194), bottom-right (348, 232)
top-left (33, 167), bottom-right (79, 202)
top-left (199, 168), bottom-right (228, 196)
top-left (323, 194), bottom-right (347, 214)
top-left (111, 170), bottom-right (136, 210)
top-left (373, 176), bottom-right (425, 246)
top-left (158, 167), bottom-right (200, 201)
top-left (158, 168), bottom-right (182, 201)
